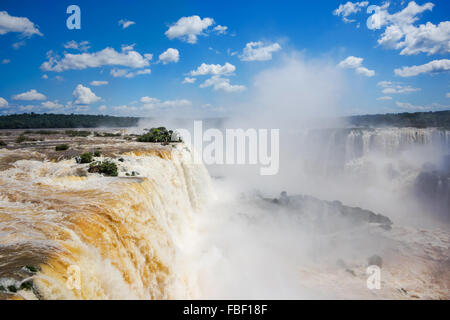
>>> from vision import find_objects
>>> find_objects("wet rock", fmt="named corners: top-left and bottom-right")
top-left (268, 192), bottom-right (393, 230)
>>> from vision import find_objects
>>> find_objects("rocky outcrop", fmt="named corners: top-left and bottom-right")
top-left (268, 191), bottom-right (393, 230)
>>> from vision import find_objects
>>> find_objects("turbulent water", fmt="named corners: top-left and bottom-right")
top-left (0, 127), bottom-right (449, 299)
top-left (0, 145), bottom-right (211, 299)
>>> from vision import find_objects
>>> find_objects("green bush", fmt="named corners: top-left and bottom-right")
top-left (65, 130), bottom-right (91, 137)
top-left (88, 160), bottom-right (118, 176)
top-left (94, 150), bottom-right (101, 157)
top-left (16, 135), bottom-right (35, 143)
top-left (55, 144), bottom-right (69, 151)
top-left (137, 127), bottom-right (181, 143)
top-left (79, 152), bottom-right (94, 163)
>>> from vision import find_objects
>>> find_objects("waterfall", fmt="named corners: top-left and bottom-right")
top-left (0, 145), bottom-right (211, 299)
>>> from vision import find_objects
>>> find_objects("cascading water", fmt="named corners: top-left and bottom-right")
top-left (0, 145), bottom-right (211, 299)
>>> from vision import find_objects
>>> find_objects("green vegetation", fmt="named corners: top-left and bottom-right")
top-left (78, 152), bottom-right (94, 164)
top-left (347, 110), bottom-right (450, 128)
top-left (24, 265), bottom-right (39, 273)
top-left (0, 113), bottom-right (139, 129)
top-left (24, 130), bottom-right (58, 135)
top-left (94, 150), bottom-right (101, 157)
top-left (88, 160), bottom-right (118, 176)
top-left (65, 130), bottom-right (91, 137)
top-left (137, 127), bottom-right (181, 143)
top-left (55, 144), bottom-right (69, 151)
top-left (94, 132), bottom-right (122, 137)
top-left (16, 135), bottom-right (36, 143)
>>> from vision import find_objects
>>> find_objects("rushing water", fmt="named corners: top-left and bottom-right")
top-left (0, 146), bottom-right (211, 299)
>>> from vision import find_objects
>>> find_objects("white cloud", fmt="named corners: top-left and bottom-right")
top-left (119, 19), bottom-right (135, 29)
top-left (377, 96), bottom-right (393, 100)
top-left (189, 62), bottom-right (236, 76)
top-left (377, 81), bottom-right (420, 94)
top-left (182, 77), bottom-right (196, 84)
top-left (0, 11), bottom-right (42, 37)
top-left (41, 100), bottom-right (63, 109)
top-left (41, 47), bottom-right (152, 72)
top-left (110, 68), bottom-right (151, 78)
top-left (355, 66), bottom-right (375, 77)
top-left (239, 41), bottom-right (281, 61)
top-left (12, 89), bottom-right (46, 101)
top-left (446, 93), bottom-right (450, 98)
top-left (1, 59), bottom-right (10, 64)
top-left (394, 59), bottom-right (450, 77)
top-left (73, 84), bottom-right (101, 105)
top-left (140, 96), bottom-right (192, 109)
top-left (121, 44), bottom-right (136, 51)
top-left (159, 48), bottom-right (179, 64)
top-left (333, 1), bottom-right (369, 22)
top-left (90, 80), bottom-right (108, 86)
top-left (338, 56), bottom-right (363, 68)
top-left (367, 2), bottom-right (449, 55)
top-left (165, 15), bottom-right (214, 43)
top-left (0, 97), bottom-right (8, 108)
top-left (396, 101), bottom-right (448, 111)
top-left (213, 25), bottom-right (228, 34)
top-left (338, 56), bottom-right (375, 76)
top-left (42, 74), bottom-right (48, 79)
top-left (99, 105), bottom-right (107, 111)
top-left (64, 40), bottom-right (90, 51)
top-left (199, 75), bottom-right (246, 93)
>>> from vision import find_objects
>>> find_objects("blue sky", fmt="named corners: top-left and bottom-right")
top-left (0, 0), bottom-right (449, 117)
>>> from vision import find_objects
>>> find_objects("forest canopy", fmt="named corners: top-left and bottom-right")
top-left (0, 113), bottom-right (139, 129)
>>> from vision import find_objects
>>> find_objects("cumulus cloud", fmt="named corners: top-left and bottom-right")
top-left (110, 68), bottom-right (151, 78)
top-left (367, 2), bottom-right (449, 56)
top-left (73, 84), bottom-right (101, 105)
top-left (90, 80), bottom-right (108, 86)
top-left (0, 11), bottom-right (42, 37)
top-left (239, 41), bottom-right (282, 61)
top-left (189, 62), bottom-right (236, 76)
top-left (0, 97), bottom-right (8, 108)
top-left (377, 96), bottom-right (393, 100)
top-left (41, 100), bottom-right (63, 109)
top-left (99, 105), bottom-right (107, 111)
top-left (333, 1), bottom-right (369, 22)
top-left (394, 59), bottom-right (450, 77)
top-left (158, 48), bottom-right (179, 64)
top-left (182, 77), bottom-right (196, 84)
top-left (41, 47), bottom-right (152, 72)
top-left (12, 89), bottom-right (46, 101)
top-left (377, 81), bottom-right (420, 94)
top-left (338, 56), bottom-right (375, 76)
top-left (64, 40), bottom-right (90, 51)
top-left (165, 15), bottom-right (214, 43)
top-left (42, 74), bottom-right (48, 79)
top-left (119, 19), bottom-right (135, 29)
top-left (199, 75), bottom-right (246, 93)
top-left (213, 25), bottom-right (228, 34)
